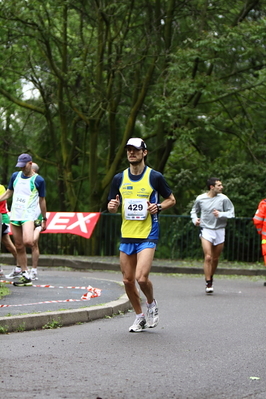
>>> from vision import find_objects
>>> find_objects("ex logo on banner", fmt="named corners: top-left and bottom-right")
top-left (41, 212), bottom-right (101, 239)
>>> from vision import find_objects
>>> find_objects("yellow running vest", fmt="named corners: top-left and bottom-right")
top-left (120, 167), bottom-right (153, 239)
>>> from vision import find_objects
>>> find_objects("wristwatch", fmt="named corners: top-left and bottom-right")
top-left (157, 204), bottom-right (162, 212)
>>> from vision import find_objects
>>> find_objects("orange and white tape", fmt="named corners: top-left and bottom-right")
top-left (0, 282), bottom-right (101, 308)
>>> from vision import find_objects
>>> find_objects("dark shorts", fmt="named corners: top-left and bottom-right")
top-left (2, 223), bottom-right (10, 236)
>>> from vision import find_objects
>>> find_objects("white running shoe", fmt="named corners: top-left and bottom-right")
top-left (129, 316), bottom-right (147, 332)
top-left (146, 299), bottom-right (159, 328)
top-left (205, 285), bottom-right (213, 294)
top-left (30, 269), bottom-right (38, 280)
top-left (205, 281), bottom-right (213, 294)
top-left (5, 268), bottom-right (22, 279)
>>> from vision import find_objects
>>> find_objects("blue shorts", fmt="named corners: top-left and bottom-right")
top-left (119, 242), bottom-right (156, 255)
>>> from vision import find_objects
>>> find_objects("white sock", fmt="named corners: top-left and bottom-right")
top-left (147, 300), bottom-right (156, 308)
top-left (23, 270), bottom-right (31, 279)
top-left (15, 266), bottom-right (21, 272)
top-left (136, 313), bottom-right (145, 318)
top-left (31, 268), bottom-right (37, 273)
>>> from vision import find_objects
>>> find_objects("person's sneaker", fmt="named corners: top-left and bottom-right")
top-left (13, 273), bottom-right (32, 287)
top-left (129, 316), bottom-right (147, 332)
top-left (146, 299), bottom-right (159, 328)
top-left (205, 280), bottom-right (213, 294)
top-left (30, 269), bottom-right (38, 280)
top-left (5, 268), bottom-right (22, 279)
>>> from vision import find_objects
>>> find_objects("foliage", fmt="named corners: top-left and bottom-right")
top-left (0, 283), bottom-right (10, 299)
top-left (42, 319), bottom-right (62, 329)
top-left (0, 0), bottom-right (265, 225)
top-left (15, 322), bottom-right (26, 332)
top-left (0, 325), bottom-right (8, 334)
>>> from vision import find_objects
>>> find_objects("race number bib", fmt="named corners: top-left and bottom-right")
top-left (13, 194), bottom-right (28, 210)
top-left (124, 199), bottom-right (148, 220)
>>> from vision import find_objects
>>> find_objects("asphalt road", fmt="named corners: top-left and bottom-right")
top-left (1, 271), bottom-right (266, 399)
top-left (0, 269), bottom-right (125, 316)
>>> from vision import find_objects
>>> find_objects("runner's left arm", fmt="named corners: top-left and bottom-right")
top-left (151, 171), bottom-right (176, 211)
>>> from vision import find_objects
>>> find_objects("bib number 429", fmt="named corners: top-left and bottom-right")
top-left (124, 199), bottom-right (148, 220)
top-left (128, 203), bottom-right (143, 211)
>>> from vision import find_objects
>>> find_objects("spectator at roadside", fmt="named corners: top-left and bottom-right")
top-left (253, 198), bottom-right (266, 266)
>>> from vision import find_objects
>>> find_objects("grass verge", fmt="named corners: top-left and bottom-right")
top-left (0, 283), bottom-right (10, 299)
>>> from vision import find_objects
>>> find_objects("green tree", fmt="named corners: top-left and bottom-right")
top-left (0, 0), bottom-right (265, 218)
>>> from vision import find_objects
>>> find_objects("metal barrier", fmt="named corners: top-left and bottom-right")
top-left (156, 215), bottom-right (261, 262)
top-left (2, 214), bottom-right (262, 262)
top-left (95, 214), bottom-right (262, 262)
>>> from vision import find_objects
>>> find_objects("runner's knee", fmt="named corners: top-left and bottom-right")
top-left (123, 276), bottom-right (135, 289)
top-left (136, 275), bottom-right (148, 287)
top-left (23, 239), bottom-right (34, 248)
top-left (204, 254), bottom-right (212, 263)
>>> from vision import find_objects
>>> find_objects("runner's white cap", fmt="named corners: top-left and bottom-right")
top-left (125, 138), bottom-right (147, 150)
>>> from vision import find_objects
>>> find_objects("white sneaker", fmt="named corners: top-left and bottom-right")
top-left (5, 268), bottom-right (22, 279)
top-left (30, 269), bottom-right (38, 280)
top-left (205, 285), bottom-right (213, 294)
top-left (129, 316), bottom-right (147, 332)
top-left (146, 299), bottom-right (159, 328)
top-left (205, 281), bottom-right (213, 294)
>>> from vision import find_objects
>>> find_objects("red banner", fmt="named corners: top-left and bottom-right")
top-left (41, 212), bottom-right (101, 239)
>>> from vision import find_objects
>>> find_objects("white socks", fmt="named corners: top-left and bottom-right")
top-left (22, 270), bottom-right (31, 279)
top-left (147, 300), bottom-right (156, 308)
